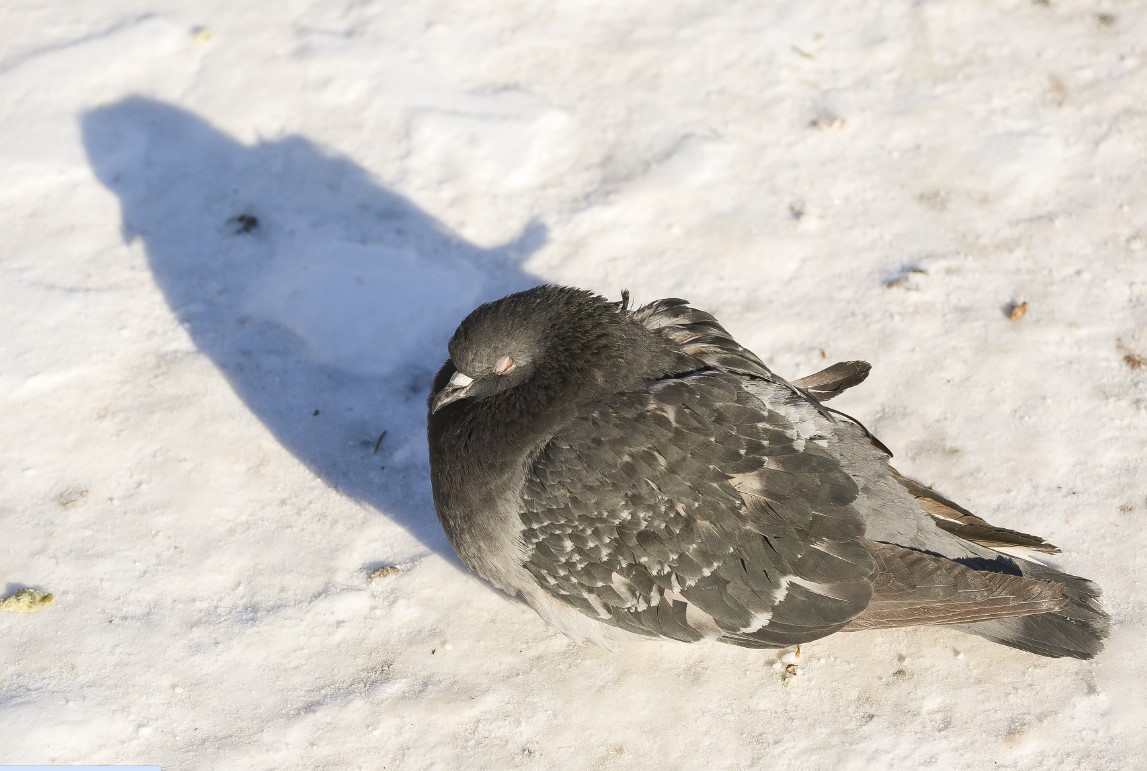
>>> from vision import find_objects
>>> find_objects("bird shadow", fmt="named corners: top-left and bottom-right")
top-left (81, 97), bottom-right (545, 562)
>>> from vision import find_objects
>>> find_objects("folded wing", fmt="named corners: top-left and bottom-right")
top-left (519, 371), bottom-right (877, 648)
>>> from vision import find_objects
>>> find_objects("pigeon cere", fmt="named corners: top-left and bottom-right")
top-left (428, 285), bottom-right (1109, 659)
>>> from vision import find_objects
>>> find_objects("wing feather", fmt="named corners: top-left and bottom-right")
top-left (519, 371), bottom-right (876, 647)
top-left (888, 467), bottom-right (1061, 554)
top-left (792, 361), bottom-right (872, 400)
top-left (842, 540), bottom-right (1067, 630)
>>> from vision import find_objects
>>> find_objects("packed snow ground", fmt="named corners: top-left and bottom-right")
top-left (2, 1), bottom-right (1146, 768)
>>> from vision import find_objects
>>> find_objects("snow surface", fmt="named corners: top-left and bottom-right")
top-left (2, 0), bottom-right (1146, 768)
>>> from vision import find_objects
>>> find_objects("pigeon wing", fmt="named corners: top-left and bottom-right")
top-left (629, 298), bottom-right (779, 381)
top-left (518, 371), bottom-right (877, 648)
top-left (887, 467), bottom-right (1061, 555)
top-left (631, 298), bottom-right (891, 454)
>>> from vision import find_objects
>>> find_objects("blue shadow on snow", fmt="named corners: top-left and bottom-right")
top-left (81, 97), bottom-right (546, 561)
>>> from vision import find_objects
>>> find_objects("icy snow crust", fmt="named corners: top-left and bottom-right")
top-left (2, 1), bottom-right (1145, 768)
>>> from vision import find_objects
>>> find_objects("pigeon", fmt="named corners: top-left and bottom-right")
top-left (427, 285), bottom-right (1109, 658)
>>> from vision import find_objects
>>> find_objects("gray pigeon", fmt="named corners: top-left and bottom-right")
top-left (427, 285), bottom-right (1109, 658)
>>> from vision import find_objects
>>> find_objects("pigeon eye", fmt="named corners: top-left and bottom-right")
top-left (494, 355), bottom-right (515, 375)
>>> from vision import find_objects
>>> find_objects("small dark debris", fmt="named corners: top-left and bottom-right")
top-left (368, 661), bottom-right (394, 678)
top-left (229, 213), bottom-right (259, 234)
top-left (789, 203), bottom-right (805, 221)
top-left (883, 266), bottom-right (928, 290)
top-left (312, 409), bottom-right (320, 416)
top-left (368, 565), bottom-right (402, 581)
top-left (1097, 13), bottom-right (1116, 26)
top-left (431, 648), bottom-right (437, 655)
top-left (809, 116), bottom-right (845, 130)
top-left (57, 488), bottom-right (90, 509)
top-left (1116, 339), bottom-right (1146, 369)
top-left (1118, 504), bottom-right (1133, 513)
top-left (373, 430), bottom-right (389, 454)
top-left (1005, 301), bottom-right (1028, 321)
top-left (917, 189), bottom-right (949, 210)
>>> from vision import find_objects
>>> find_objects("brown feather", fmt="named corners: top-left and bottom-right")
top-left (889, 467), bottom-right (1061, 554)
top-left (842, 540), bottom-right (1067, 631)
top-left (792, 361), bottom-right (871, 401)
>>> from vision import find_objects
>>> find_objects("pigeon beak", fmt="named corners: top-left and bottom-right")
top-left (431, 371), bottom-right (475, 413)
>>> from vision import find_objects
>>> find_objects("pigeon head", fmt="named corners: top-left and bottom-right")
top-left (430, 285), bottom-right (632, 414)
top-left (431, 283), bottom-right (688, 415)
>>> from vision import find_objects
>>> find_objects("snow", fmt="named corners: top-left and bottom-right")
top-left (2, 0), bottom-right (1145, 768)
